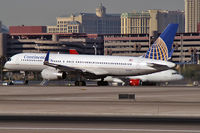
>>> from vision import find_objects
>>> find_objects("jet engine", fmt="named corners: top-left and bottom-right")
top-left (41, 68), bottom-right (66, 80)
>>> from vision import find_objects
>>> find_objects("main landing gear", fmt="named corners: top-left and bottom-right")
top-left (40, 79), bottom-right (48, 86)
top-left (75, 81), bottom-right (86, 86)
top-left (97, 78), bottom-right (109, 86)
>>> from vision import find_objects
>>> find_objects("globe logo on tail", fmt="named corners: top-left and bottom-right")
top-left (144, 37), bottom-right (168, 61)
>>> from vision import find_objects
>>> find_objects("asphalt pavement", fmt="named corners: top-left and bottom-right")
top-left (0, 85), bottom-right (200, 132)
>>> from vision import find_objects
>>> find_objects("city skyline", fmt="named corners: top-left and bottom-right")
top-left (0, 0), bottom-right (184, 26)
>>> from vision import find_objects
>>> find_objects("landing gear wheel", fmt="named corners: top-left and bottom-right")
top-left (97, 81), bottom-right (109, 86)
top-left (75, 81), bottom-right (79, 86)
top-left (81, 81), bottom-right (86, 86)
top-left (25, 80), bottom-right (29, 85)
top-left (75, 81), bottom-right (86, 86)
top-left (103, 81), bottom-right (109, 86)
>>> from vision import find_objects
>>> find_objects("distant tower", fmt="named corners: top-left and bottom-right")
top-left (96, 3), bottom-right (106, 17)
top-left (185, 0), bottom-right (200, 32)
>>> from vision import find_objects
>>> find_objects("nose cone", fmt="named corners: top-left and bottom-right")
top-left (179, 75), bottom-right (184, 80)
top-left (4, 62), bottom-right (8, 69)
top-left (4, 61), bottom-right (11, 69)
top-left (174, 74), bottom-right (184, 81)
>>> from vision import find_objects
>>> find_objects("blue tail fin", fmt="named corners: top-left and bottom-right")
top-left (44, 51), bottom-right (50, 62)
top-left (143, 24), bottom-right (178, 61)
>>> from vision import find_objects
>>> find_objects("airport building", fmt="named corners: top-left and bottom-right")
top-left (5, 33), bottom-right (104, 57)
top-left (185, 0), bottom-right (200, 33)
top-left (47, 3), bottom-right (121, 34)
top-left (9, 26), bottom-right (47, 34)
top-left (104, 33), bottom-right (200, 64)
top-left (121, 10), bottom-right (185, 35)
top-left (0, 29), bottom-right (199, 64)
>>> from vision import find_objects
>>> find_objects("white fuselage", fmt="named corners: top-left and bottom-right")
top-left (4, 53), bottom-right (175, 76)
top-left (94, 69), bottom-right (183, 83)
top-left (128, 69), bottom-right (183, 82)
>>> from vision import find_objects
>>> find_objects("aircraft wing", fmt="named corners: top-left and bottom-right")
top-left (43, 52), bottom-right (108, 76)
top-left (84, 68), bottom-right (108, 75)
top-left (44, 61), bottom-right (81, 72)
top-left (44, 61), bottom-right (108, 75)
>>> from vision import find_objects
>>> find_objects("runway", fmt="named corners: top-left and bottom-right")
top-left (0, 85), bottom-right (200, 132)
top-left (0, 120), bottom-right (200, 133)
top-left (0, 86), bottom-right (200, 117)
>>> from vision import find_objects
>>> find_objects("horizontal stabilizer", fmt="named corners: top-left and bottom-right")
top-left (147, 63), bottom-right (170, 71)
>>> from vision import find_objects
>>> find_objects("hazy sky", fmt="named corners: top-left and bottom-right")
top-left (0, 0), bottom-right (184, 26)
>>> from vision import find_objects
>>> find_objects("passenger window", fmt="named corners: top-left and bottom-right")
top-left (172, 72), bottom-right (178, 75)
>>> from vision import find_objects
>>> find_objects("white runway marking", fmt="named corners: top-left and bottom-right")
top-left (0, 127), bottom-right (200, 132)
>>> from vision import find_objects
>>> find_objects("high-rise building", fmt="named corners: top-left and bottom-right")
top-left (121, 10), bottom-right (185, 35)
top-left (185, 0), bottom-right (200, 32)
top-left (47, 3), bottom-right (121, 34)
top-left (198, 22), bottom-right (200, 32)
top-left (121, 11), bottom-right (150, 34)
top-left (150, 10), bottom-right (185, 35)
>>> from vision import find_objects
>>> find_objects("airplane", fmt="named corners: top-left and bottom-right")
top-left (70, 25), bottom-right (183, 86)
top-left (128, 69), bottom-right (183, 85)
top-left (98, 69), bottom-right (183, 86)
top-left (4, 24), bottom-right (178, 86)
top-left (69, 49), bottom-right (183, 86)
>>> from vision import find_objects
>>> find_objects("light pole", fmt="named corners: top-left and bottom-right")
top-left (93, 43), bottom-right (97, 55)
top-left (36, 44), bottom-right (40, 53)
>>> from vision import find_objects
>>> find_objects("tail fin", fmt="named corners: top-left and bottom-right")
top-left (44, 51), bottom-right (50, 62)
top-left (143, 24), bottom-right (178, 61)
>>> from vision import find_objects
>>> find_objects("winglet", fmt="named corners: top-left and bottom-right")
top-left (44, 51), bottom-right (50, 63)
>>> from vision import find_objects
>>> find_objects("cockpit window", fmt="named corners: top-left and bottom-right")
top-left (172, 72), bottom-right (178, 75)
top-left (8, 58), bottom-right (11, 61)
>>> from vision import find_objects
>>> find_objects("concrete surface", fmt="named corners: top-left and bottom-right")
top-left (0, 86), bottom-right (200, 118)
top-left (0, 121), bottom-right (200, 133)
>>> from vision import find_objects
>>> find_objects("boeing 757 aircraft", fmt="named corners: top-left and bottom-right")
top-left (4, 24), bottom-right (178, 86)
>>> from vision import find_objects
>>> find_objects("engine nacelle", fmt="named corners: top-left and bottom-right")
top-left (41, 68), bottom-right (66, 80)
